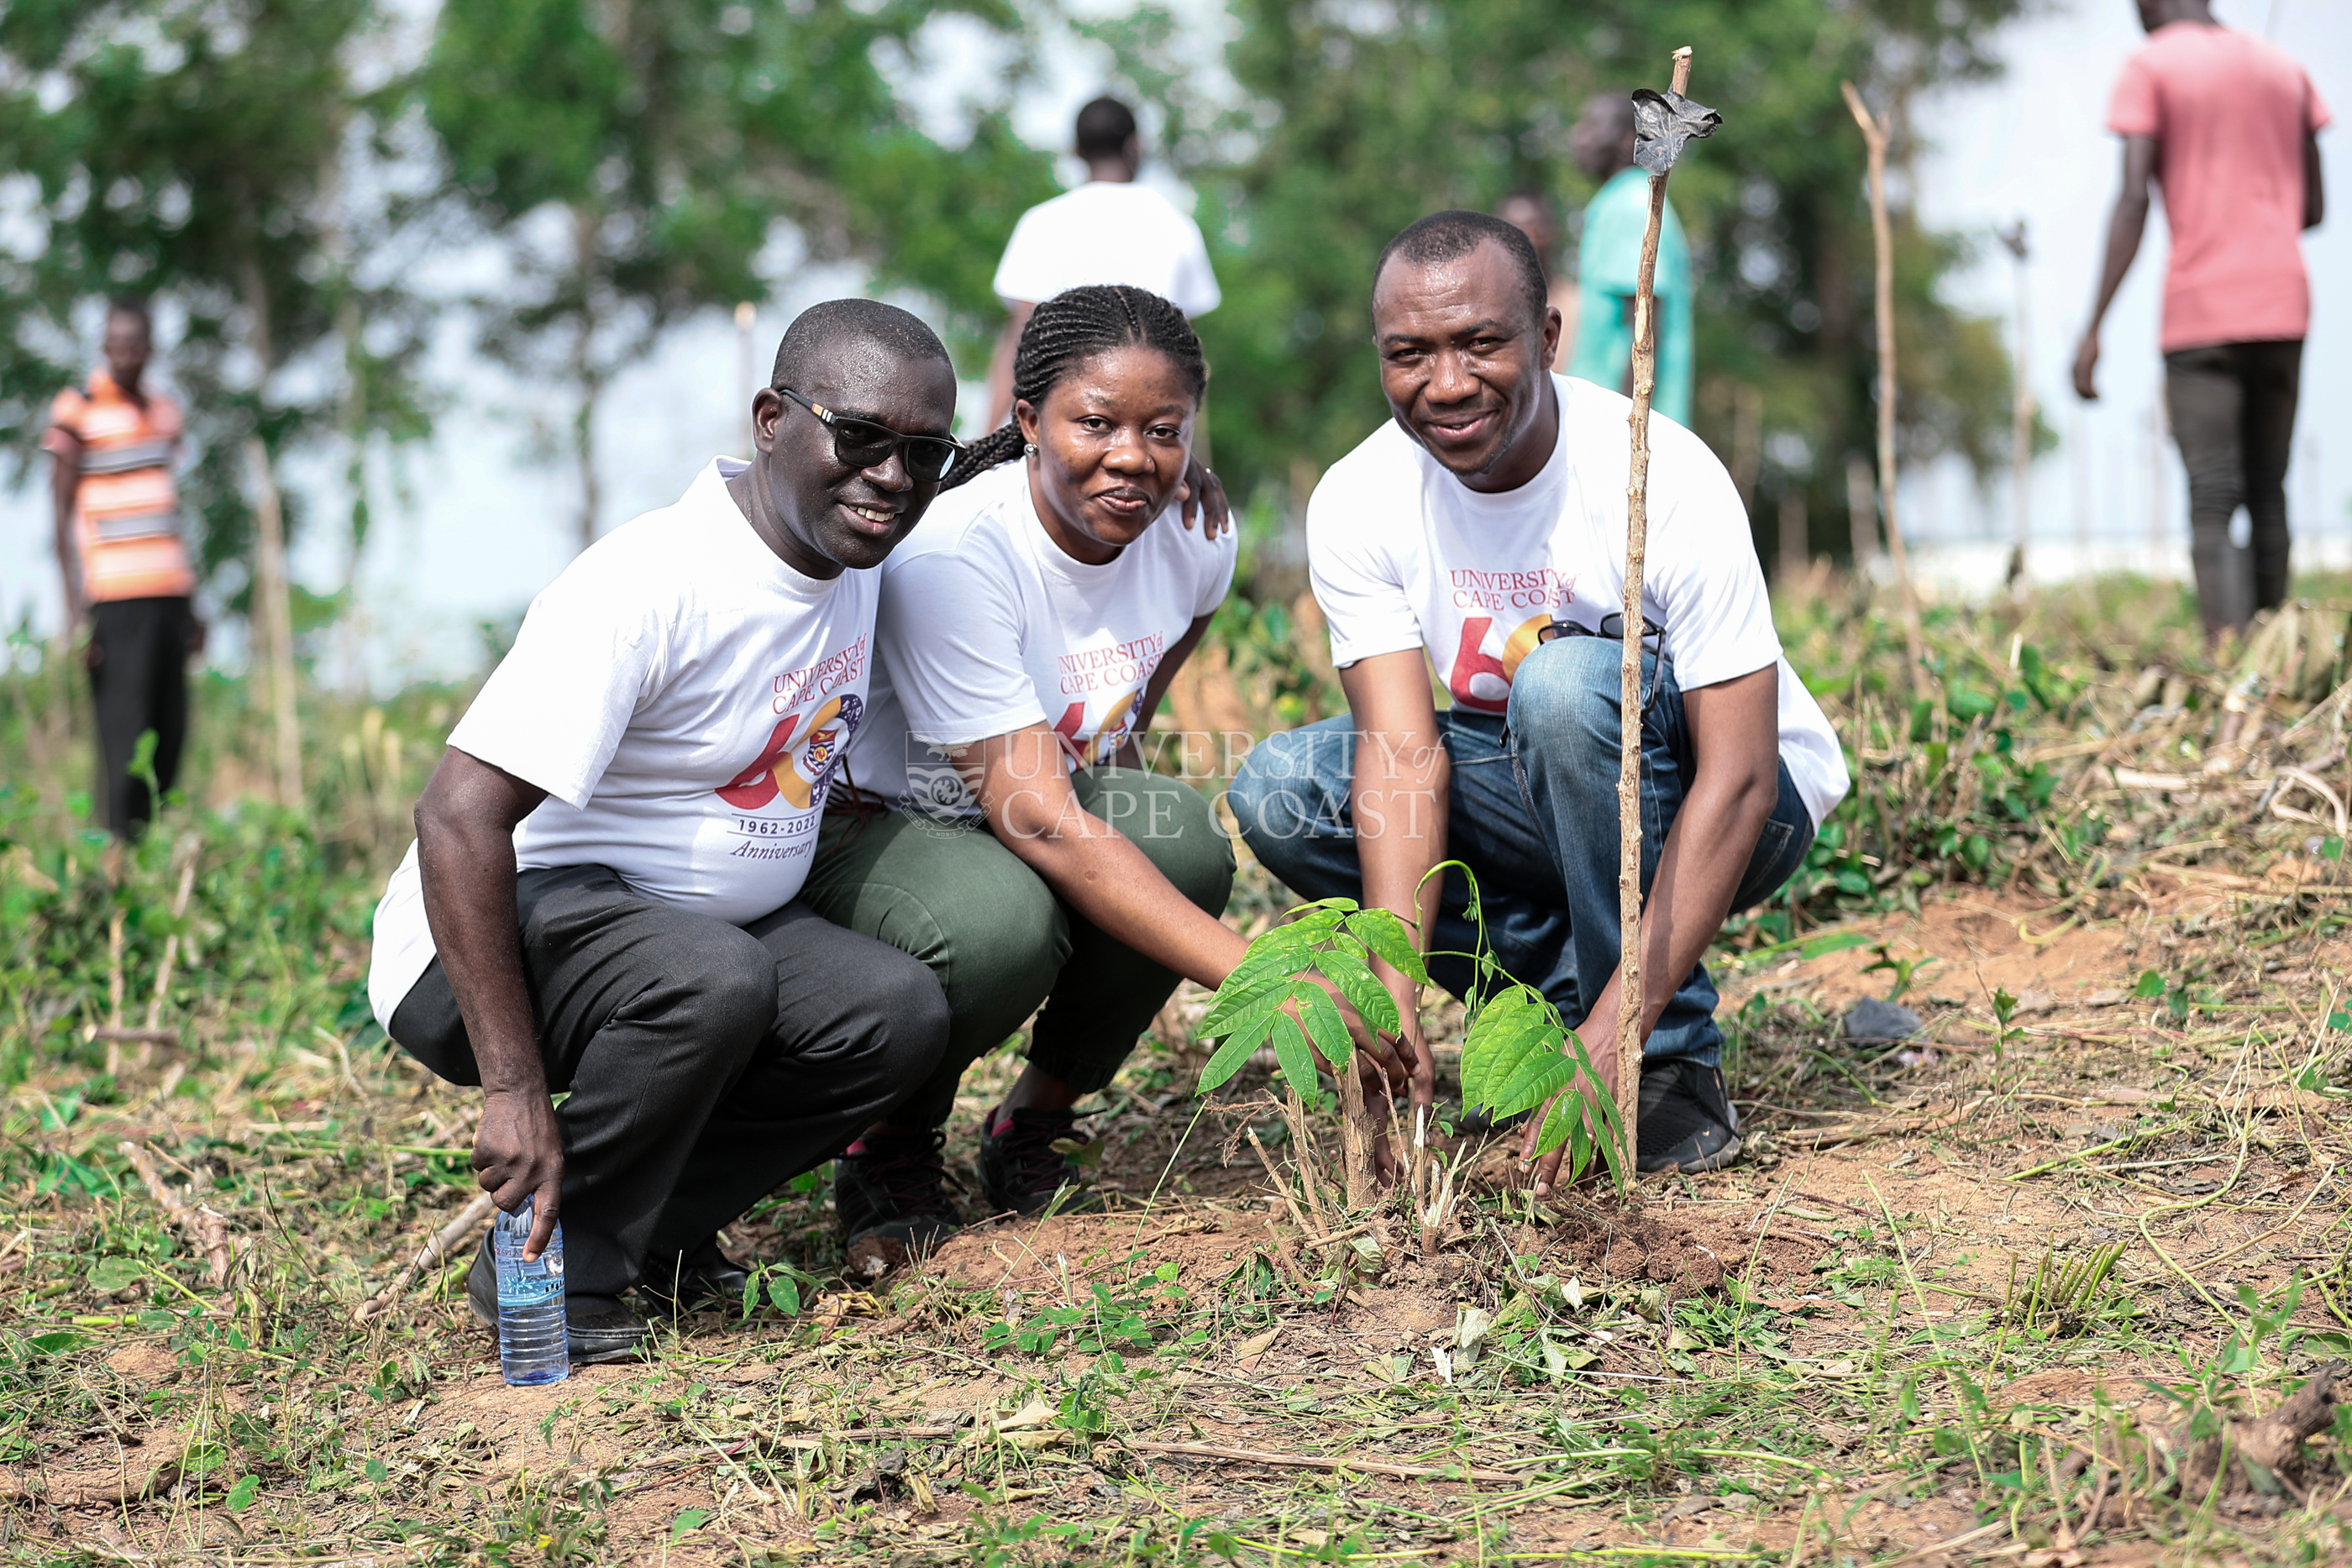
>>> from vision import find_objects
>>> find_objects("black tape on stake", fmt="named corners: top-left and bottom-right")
top-left (1630, 87), bottom-right (1722, 176)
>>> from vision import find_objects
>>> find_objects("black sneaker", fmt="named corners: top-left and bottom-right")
top-left (834, 1130), bottom-right (962, 1259)
top-left (637, 1236), bottom-right (753, 1319)
top-left (977, 1105), bottom-right (1105, 1218)
top-left (465, 1235), bottom-right (651, 1365)
top-left (1635, 1059), bottom-right (1742, 1174)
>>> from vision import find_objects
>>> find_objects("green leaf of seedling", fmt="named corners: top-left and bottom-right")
top-left (364, 1457), bottom-right (388, 1484)
top-left (23, 1330), bottom-right (87, 1356)
top-left (1349, 907), bottom-right (1431, 989)
top-left (1195, 1005), bottom-right (1285, 1094)
top-left (671, 1509), bottom-right (710, 1542)
top-left (1460, 986), bottom-right (1572, 1116)
top-left (1309, 949), bottom-right (1399, 1040)
top-left (2134, 969), bottom-right (2166, 1000)
top-left (767, 1274), bottom-right (801, 1317)
top-left (225, 1474), bottom-right (260, 1512)
top-left (1293, 981), bottom-right (1352, 1069)
top-left (1195, 969), bottom-right (1298, 1039)
top-left (1199, 974), bottom-right (1297, 1051)
top-left (87, 1257), bottom-right (146, 1294)
top-left (1200, 939), bottom-right (1318, 1024)
top-left (1271, 1011), bottom-right (1323, 1103)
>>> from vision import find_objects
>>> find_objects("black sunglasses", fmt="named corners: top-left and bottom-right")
top-left (776, 387), bottom-right (963, 482)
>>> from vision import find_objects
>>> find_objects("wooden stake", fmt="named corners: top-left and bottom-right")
top-left (1614, 46), bottom-right (1697, 1177)
top-left (1840, 82), bottom-right (1927, 700)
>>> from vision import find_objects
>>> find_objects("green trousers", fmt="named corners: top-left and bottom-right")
top-left (802, 767), bottom-right (1236, 1129)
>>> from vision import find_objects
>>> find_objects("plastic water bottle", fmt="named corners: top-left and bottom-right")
top-left (492, 1197), bottom-right (569, 1386)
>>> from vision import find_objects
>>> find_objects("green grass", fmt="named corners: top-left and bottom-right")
top-left (8, 578), bottom-right (2352, 1563)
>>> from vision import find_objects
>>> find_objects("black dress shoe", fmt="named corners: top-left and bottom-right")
top-left (1635, 1059), bottom-right (1743, 1174)
top-left (637, 1238), bottom-right (753, 1318)
top-left (466, 1235), bottom-right (652, 1365)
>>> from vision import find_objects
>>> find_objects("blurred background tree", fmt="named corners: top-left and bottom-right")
top-left (0, 0), bottom-right (435, 600)
top-left (0, 0), bottom-right (2033, 624)
top-left (1090, 0), bottom-right (2026, 579)
top-left (420, 0), bottom-right (1056, 548)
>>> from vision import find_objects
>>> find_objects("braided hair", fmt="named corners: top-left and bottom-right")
top-left (944, 284), bottom-right (1206, 490)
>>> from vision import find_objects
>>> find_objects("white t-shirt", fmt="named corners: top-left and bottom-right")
top-left (1307, 375), bottom-right (1850, 828)
top-left (992, 181), bottom-right (1221, 317)
top-left (367, 459), bottom-right (877, 1028)
top-left (848, 459), bottom-right (1236, 821)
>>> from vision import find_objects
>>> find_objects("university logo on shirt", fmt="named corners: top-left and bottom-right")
top-left (1446, 567), bottom-right (1572, 713)
top-left (715, 638), bottom-right (871, 815)
top-left (717, 693), bottom-right (865, 813)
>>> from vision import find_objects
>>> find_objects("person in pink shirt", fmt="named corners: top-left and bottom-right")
top-left (2074, 0), bottom-right (2328, 635)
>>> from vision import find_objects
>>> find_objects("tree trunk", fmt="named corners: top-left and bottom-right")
top-left (1778, 488), bottom-right (1809, 585)
top-left (573, 205), bottom-right (601, 553)
top-left (244, 438), bottom-right (302, 810)
top-left (1841, 83), bottom-right (1925, 701)
top-left (239, 253), bottom-right (302, 809)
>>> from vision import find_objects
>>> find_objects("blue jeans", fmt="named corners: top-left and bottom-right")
top-left (1226, 635), bottom-right (1814, 1068)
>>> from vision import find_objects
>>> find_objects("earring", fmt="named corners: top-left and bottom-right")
top-left (1023, 442), bottom-right (1037, 457)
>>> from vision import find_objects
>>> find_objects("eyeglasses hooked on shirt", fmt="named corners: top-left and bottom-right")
top-left (775, 386), bottom-right (965, 483)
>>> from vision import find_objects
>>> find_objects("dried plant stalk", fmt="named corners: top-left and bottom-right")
top-left (354, 1190), bottom-right (498, 1324)
top-left (119, 1139), bottom-right (240, 1286)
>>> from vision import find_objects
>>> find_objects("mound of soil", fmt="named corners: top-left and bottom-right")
top-left (1531, 1196), bottom-right (1824, 1293)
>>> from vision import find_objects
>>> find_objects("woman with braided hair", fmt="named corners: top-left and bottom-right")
top-left (803, 285), bottom-right (1392, 1262)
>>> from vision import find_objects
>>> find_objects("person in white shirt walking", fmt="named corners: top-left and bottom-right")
top-left (1228, 212), bottom-right (1848, 1185)
top-left (367, 302), bottom-right (961, 1362)
top-left (986, 98), bottom-right (1221, 424)
top-left (986, 98), bottom-right (1230, 536)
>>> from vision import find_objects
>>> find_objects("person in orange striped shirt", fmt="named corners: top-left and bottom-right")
top-left (46, 298), bottom-right (203, 836)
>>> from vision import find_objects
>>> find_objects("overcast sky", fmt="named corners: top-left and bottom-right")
top-left (4, 0), bottom-right (2344, 679)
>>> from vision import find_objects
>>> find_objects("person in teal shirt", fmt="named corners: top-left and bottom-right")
top-left (1567, 94), bottom-right (1693, 425)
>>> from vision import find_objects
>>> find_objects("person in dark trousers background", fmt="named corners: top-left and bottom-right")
top-left (2075, 0), bottom-right (2328, 636)
top-left (45, 297), bottom-right (203, 836)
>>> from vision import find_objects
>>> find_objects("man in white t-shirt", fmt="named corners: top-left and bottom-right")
top-left (1229, 212), bottom-right (1848, 1183)
top-left (365, 301), bottom-right (959, 1362)
top-left (984, 97), bottom-right (1221, 428)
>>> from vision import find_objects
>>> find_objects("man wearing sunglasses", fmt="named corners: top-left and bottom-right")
top-left (1228, 212), bottom-right (1848, 1185)
top-left (365, 300), bottom-right (959, 1364)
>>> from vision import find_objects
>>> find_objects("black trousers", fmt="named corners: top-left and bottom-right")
top-left (2165, 339), bottom-right (2303, 633)
top-left (88, 595), bottom-right (192, 836)
top-left (388, 864), bottom-right (949, 1297)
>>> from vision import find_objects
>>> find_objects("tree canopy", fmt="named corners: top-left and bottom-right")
top-left (419, 0), bottom-right (1057, 545)
top-left (1, 0), bottom-right (2037, 600)
top-left (0, 0), bottom-right (431, 590)
top-left (1097, 0), bottom-right (2027, 558)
